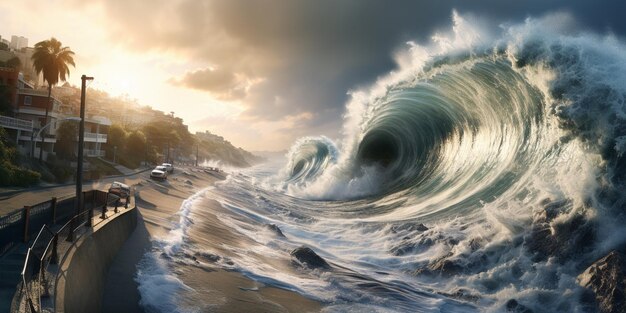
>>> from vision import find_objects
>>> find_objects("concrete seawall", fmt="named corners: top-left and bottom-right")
top-left (56, 208), bottom-right (138, 313)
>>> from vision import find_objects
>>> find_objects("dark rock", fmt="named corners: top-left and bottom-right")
top-left (538, 199), bottom-right (572, 221)
top-left (469, 238), bottom-right (483, 251)
top-left (265, 224), bottom-right (286, 237)
top-left (505, 299), bottom-right (534, 313)
top-left (524, 211), bottom-right (595, 262)
top-left (194, 252), bottom-right (221, 263)
top-left (578, 250), bottom-right (626, 313)
top-left (290, 246), bottom-right (330, 270)
top-left (446, 238), bottom-right (459, 246)
top-left (390, 236), bottom-right (433, 256)
top-left (413, 253), bottom-right (462, 276)
top-left (428, 256), bottom-right (463, 275)
top-left (391, 223), bottom-right (428, 233)
top-left (439, 288), bottom-right (480, 302)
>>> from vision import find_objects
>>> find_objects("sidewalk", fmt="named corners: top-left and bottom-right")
top-left (95, 157), bottom-right (137, 176)
top-left (0, 165), bottom-right (151, 199)
top-left (0, 166), bottom-right (151, 218)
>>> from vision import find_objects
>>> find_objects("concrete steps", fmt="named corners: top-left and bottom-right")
top-left (0, 245), bottom-right (27, 313)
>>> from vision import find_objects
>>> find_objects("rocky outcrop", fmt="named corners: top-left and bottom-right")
top-left (390, 223), bottom-right (428, 233)
top-left (290, 246), bottom-right (330, 270)
top-left (505, 299), bottom-right (534, 313)
top-left (265, 224), bottom-right (286, 237)
top-left (578, 250), bottom-right (626, 313)
top-left (413, 252), bottom-right (462, 277)
top-left (523, 199), bottom-right (595, 262)
top-left (390, 236), bottom-right (433, 256)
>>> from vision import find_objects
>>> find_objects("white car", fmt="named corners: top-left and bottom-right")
top-left (161, 163), bottom-right (174, 173)
top-left (150, 166), bottom-right (169, 180)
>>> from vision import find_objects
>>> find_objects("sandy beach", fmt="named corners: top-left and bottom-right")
top-left (101, 167), bottom-right (321, 313)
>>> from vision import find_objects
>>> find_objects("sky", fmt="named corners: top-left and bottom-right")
top-left (1, 0), bottom-right (625, 151)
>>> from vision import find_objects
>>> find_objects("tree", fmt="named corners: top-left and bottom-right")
top-left (106, 124), bottom-right (127, 161)
top-left (0, 56), bottom-right (21, 69)
top-left (55, 121), bottom-right (78, 160)
top-left (32, 38), bottom-right (75, 162)
top-left (125, 130), bottom-right (146, 166)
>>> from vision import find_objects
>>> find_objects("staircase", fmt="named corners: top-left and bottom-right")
top-left (0, 245), bottom-right (27, 313)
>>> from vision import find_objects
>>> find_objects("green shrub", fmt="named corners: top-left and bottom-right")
top-left (50, 165), bottom-right (74, 183)
top-left (10, 167), bottom-right (40, 186)
top-left (0, 161), bottom-right (41, 187)
top-left (0, 161), bottom-right (12, 185)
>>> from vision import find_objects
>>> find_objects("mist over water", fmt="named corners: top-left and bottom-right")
top-left (137, 12), bottom-right (626, 312)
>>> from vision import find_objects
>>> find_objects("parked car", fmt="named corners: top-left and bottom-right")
top-left (162, 163), bottom-right (174, 173)
top-left (108, 181), bottom-right (131, 198)
top-left (150, 166), bottom-right (169, 180)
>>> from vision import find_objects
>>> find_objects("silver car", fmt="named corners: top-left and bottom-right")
top-left (150, 166), bottom-right (169, 180)
top-left (161, 163), bottom-right (174, 173)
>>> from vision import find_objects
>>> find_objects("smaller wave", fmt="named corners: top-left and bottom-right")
top-left (280, 136), bottom-right (339, 185)
top-left (135, 187), bottom-right (213, 313)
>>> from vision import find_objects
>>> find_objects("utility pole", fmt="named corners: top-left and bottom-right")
top-left (76, 75), bottom-right (93, 215)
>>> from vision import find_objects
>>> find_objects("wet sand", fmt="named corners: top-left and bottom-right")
top-left (101, 167), bottom-right (321, 313)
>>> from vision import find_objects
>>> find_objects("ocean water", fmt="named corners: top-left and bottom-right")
top-left (136, 12), bottom-right (626, 313)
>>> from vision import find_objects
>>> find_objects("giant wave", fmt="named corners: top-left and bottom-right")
top-left (138, 11), bottom-right (626, 313)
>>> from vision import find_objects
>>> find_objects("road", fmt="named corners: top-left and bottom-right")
top-left (0, 168), bottom-right (156, 217)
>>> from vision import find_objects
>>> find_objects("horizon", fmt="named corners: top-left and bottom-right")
top-left (2, 1), bottom-right (625, 152)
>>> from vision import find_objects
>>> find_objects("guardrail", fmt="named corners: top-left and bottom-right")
top-left (7, 188), bottom-right (133, 313)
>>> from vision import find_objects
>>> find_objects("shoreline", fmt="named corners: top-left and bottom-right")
top-left (101, 167), bottom-right (321, 313)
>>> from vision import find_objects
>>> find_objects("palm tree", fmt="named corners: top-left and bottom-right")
top-left (31, 37), bottom-right (75, 162)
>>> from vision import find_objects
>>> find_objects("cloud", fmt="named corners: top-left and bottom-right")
top-left (170, 67), bottom-right (258, 100)
top-left (72, 0), bottom-right (626, 148)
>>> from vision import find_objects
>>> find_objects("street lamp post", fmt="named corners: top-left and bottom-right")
top-left (76, 75), bottom-right (93, 216)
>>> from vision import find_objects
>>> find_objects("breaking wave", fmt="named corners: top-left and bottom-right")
top-left (140, 11), bottom-right (626, 313)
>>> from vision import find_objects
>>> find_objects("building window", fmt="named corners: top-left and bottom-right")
top-left (24, 96), bottom-right (32, 105)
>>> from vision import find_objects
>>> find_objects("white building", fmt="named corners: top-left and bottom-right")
top-left (9, 35), bottom-right (28, 51)
top-left (10, 88), bottom-right (111, 161)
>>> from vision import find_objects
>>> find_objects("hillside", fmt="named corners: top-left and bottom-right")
top-left (196, 131), bottom-right (265, 167)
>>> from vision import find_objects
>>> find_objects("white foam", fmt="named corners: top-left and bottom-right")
top-left (135, 187), bottom-right (213, 312)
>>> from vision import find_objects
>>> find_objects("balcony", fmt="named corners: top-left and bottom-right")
top-left (18, 134), bottom-right (57, 143)
top-left (17, 106), bottom-right (61, 119)
top-left (0, 115), bottom-right (33, 132)
top-left (83, 132), bottom-right (108, 143)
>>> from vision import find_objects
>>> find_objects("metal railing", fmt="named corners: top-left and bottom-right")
top-left (83, 132), bottom-right (107, 142)
top-left (0, 115), bottom-right (33, 132)
top-left (10, 188), bottom-right (133, 313)
top-left (12, 211), bottom-right (90, 313)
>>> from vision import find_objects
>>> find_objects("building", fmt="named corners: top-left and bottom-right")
top-left (13, 47), bottom-right (42, 87)
top-left (5, 88), bottom-right (111, 161)
top-left (9, 36), bottom-right (28, 51)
